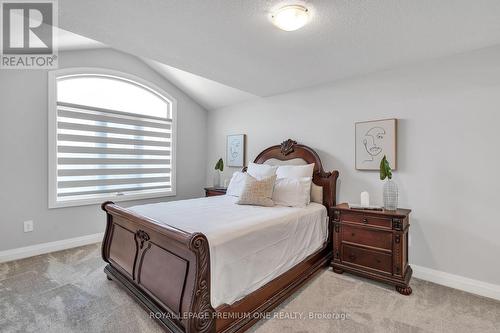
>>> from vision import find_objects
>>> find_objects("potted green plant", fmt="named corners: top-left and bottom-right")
top-left (213, 158), bottom-right (224, 188)
top-left (380, 155), bottom-right (398, 210)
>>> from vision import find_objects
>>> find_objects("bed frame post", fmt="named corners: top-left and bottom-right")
top-left (188, 234), bottom-right (216, 333)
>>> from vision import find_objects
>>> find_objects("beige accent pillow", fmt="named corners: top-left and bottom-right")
top-left (311, 183), bottom-right (323, 204)
top-left (236, 174), bottom-right (276, 207)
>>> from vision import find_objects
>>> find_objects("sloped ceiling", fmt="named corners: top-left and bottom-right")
top-left (58, 28), bottom-right (106, 51)
top-left (59, 0), bottom-right (500, 97)
top-left (55, 28), bottom-right (255, 110)
top-left (142, 59), bottom-right (255, 110)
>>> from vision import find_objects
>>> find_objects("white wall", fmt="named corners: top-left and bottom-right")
top-left (207, 46), bottom-right (500, 286)
top-left (0, 48), bottom-right (208, 251)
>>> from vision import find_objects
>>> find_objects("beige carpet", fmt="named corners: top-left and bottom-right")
top-left (1, 243), bottom-right (499, 332)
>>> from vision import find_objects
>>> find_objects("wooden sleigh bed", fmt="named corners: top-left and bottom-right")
top-left (101, 139), bottom-right (339, 333)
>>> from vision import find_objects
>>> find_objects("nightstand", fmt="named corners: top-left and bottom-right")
top-left (204, 187), bottom-right (227, 197)
top-left (331, 203), bottom-right (413, 295)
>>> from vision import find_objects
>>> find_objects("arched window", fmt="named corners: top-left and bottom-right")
top-left (48, 68), bottom-right (176, 208)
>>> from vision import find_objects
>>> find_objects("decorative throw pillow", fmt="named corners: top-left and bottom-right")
top-left (272, 177), bottom-right (312, 207)
top-left (246, 162), bottom-right (278, 180)
top-left (310, 183), bottom-right (323, 204)
top-left (275, 163), bottom-right (315, 205)
top-left (276, 163), bottom-right (315, 179)
top-left (226, 171), bottom-right (246, 197)
top-left (236, 174), bottom-right (276, 207)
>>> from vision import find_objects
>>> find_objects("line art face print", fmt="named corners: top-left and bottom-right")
top-left (363, 126), bottom-right (386, 162)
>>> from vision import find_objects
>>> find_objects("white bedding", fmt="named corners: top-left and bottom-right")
top-left (129, 195), bottom-right (328, 307)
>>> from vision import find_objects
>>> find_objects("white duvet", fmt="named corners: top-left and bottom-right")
top-left (129, 195), bottom-right (328, 307)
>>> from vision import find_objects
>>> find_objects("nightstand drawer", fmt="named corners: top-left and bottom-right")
top-left (341, 211), bottom-right (392, 229)
top-left (342, 244), bottom-right (392, 274)
top-left (342, 225), bottom-right (392, 251)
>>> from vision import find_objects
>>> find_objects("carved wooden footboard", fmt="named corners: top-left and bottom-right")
top-left (101, 201), bottom-right (215, 333)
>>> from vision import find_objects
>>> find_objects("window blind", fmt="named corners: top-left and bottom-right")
top-left (56, 101), bottom-right (172, 202)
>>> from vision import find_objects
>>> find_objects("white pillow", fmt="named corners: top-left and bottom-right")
top-left (226, 172), bottom-right (246, 197)
top-left (272, 177), bottom-right (312, 207)
top-left (247, 162), bottom-right (278, 180)
top-left (276, 163), bottom-right (315, 179)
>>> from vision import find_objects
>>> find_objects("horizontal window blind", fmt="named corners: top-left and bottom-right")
top-left (55, 102), bottom-right (173, 202)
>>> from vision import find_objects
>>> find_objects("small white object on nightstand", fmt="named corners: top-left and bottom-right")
top-left (360, 191), bottom-right (370, 207)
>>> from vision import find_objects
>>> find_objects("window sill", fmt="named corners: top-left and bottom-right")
top-left (48, 190), bottom-right (176, 209)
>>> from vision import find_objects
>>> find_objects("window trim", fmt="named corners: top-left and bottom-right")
top-left (48, 67), bottom-right (177, 208)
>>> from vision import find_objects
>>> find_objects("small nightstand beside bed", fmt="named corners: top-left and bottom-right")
top-left (101, 140), bottom-right (339, 333)
top-left (331, 203), bottom-right (412, 295)
top-left (204, 187), bottom-right (227, 197)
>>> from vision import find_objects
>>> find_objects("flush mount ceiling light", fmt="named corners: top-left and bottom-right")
top-left (271, 5), bottom-right (310, 31)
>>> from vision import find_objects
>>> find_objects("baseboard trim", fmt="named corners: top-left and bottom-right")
top-left (0, 232), bottom-right (104, 264)
top-left (412, 264), bottom-right (500, 301)
top-left (1, 238), bottom-right (499, 301)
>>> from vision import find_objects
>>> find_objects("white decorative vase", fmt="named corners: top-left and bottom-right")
top-left (383, 179), bottom-right (398, 210)
top-left (213, 170), bottom-right (221, 188)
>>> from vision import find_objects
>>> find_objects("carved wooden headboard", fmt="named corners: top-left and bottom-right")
top-left (253, 139), bottom-right (339, 211)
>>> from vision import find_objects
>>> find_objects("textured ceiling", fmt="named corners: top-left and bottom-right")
top-left (59, 0), bottom-right (500, 97)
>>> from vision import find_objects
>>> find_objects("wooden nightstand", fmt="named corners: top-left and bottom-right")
top-left (331, 203), bottom-right (413, 295)
top-left (204, 187), bottom-right (227, 197)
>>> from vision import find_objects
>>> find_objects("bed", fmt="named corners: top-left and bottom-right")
top-left (101, 139), bottom-right (339, 333)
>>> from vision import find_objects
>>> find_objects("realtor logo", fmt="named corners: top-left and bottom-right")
top-left (1, 0), bottom-right (58, 69)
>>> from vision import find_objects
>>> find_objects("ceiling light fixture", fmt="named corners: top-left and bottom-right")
top-left (271, 5), bottom-right (310, 31)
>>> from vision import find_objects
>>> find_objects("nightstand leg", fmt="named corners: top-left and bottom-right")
top-left (332, 267), bottom-right (344, 274)
top-left (395, 285), bottom-right (412, 295)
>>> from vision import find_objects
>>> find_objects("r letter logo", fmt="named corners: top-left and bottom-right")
top-left (1, 0), bottom-right (58, 69)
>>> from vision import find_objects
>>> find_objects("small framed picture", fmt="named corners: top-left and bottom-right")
top-left (226, 134), bottom-right (245, 167)
top-left (355, 119), bottom-right (397, 170)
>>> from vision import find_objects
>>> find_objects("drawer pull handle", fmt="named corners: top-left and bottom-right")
top-left (349, 254), bottom-right (356, 261)
top-left (363, 218), bottom-right (368, 223)
top-left (376, 259), bottom-right (381, 263)
top-left (351, 233), bottom-right (355, 237)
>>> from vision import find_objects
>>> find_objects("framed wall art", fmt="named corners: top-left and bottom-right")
top-left (226, 134), bottom-right (246, 167)
top-left (355, 118), bottom-right (397, 170)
